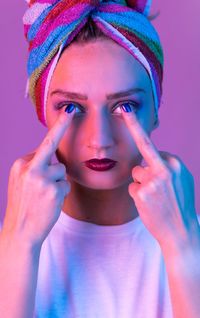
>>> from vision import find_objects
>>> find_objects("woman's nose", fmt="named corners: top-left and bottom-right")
top-left (86, 111), bottom-right (115, 150)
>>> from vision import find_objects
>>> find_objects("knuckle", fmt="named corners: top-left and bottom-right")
top-left (172, 158), bottom-right (182, 173)
top-left (148, 180), bottom-right (158, 190)
top-left (132, 169), bottom-right (138, 178)
top-left (11, 158), bottom-right (24, 172)
top-left (24, 167), bottom-right (38, 181)
top-left (48, 184), bottom-right (59, 198)
top-left (43, 136), bottom-right (56, 150)
top-left (137, 188), bottom-right (146, 200)
top-left (160, 168), bottom-right (172, 181)
top-left (132, 166), bottom-right (141, 174)
top-left (143, 137), bottom-right (152, 149)
top-left (38, 176), bottom-right (49, 189)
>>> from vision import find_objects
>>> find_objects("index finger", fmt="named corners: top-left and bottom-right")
top-left (31, 110), bottom-right (75, 169)
top-left (121, 109), bottom-right (165, 170)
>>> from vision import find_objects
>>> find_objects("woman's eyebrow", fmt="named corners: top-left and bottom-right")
top-left (50, 87), bottom-right (146, 100)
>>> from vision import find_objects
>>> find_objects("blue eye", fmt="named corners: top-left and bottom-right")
top-left (56, 101), bottom-right (140, 114)
top-left (56, 102), bottom-right (82, 113)
top-left (113, 101), bottom-right (140, 114)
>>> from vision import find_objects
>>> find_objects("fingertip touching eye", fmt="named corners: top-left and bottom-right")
top-left (55, 101), bottom-right (141, 115)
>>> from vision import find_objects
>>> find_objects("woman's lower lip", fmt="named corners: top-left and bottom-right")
top-left (84, 161), bottom-right (117, 171)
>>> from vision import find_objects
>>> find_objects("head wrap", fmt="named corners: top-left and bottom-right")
top-left (23, 0), bottom-right (164, 127)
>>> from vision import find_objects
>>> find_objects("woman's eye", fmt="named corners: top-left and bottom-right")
top-left (113, 101), bottom-right (140, 114)
top-left (56, 102), bottom-right (82, 113)
top-left (56, 101), bottom-right (140, 114)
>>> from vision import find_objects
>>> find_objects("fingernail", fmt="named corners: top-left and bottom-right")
top-left (121, 103), bottom-right (132, 113)
top-left (65, 104), bottom-right (75, 113)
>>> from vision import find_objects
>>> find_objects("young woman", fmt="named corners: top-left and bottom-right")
top-left (0, 1), bottom-right (200, 317)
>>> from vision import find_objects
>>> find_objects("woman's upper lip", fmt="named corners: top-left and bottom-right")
top-left (85, 158), bottom-right (117, 163)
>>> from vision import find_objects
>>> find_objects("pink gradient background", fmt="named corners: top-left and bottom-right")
top-left (0, 1), bottom-right (199, 223)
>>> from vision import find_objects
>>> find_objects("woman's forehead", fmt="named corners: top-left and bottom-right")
top-left (49, 40), bottom-right (151, 93)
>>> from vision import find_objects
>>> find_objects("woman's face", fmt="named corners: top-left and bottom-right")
top-left (46, 39), bottom-right (159, 190)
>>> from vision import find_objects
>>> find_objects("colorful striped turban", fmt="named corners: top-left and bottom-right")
top-left (23, 0), bottom-right (164, 127)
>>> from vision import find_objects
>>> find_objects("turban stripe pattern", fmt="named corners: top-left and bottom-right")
top-left (23, 0), bottom-right (164, 127)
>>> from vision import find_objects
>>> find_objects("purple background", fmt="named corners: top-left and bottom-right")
top-left (0, 1), bottom-right (200, 223)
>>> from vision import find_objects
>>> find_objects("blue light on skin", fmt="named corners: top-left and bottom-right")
top-left (46, 38), bottom-right (159, 226)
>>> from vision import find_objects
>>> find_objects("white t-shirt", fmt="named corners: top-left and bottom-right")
top-left (34, 210), bottom-right (176, 318)
top-left (1, 212), bottom-right (199, 318)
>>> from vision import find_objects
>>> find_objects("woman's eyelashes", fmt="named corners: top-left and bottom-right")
top-left (55, 100), bottom-right (141, 114)
top-left (113, 101), bottom-right (141, 114)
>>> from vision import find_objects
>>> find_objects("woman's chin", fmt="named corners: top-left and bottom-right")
top-left (68, 172), bottom-right (130, 191)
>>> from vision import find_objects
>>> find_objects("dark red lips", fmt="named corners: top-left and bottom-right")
top-left (84, 158), bottom-right (117, 171)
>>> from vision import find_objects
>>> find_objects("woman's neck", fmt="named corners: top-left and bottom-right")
top-left (62, 180), bottom-right (139, 225)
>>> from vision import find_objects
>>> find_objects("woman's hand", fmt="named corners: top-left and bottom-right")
top-left (121, 107), bottom-right (200, 250)
top-left (2, 110), bottom-right (75, 250)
